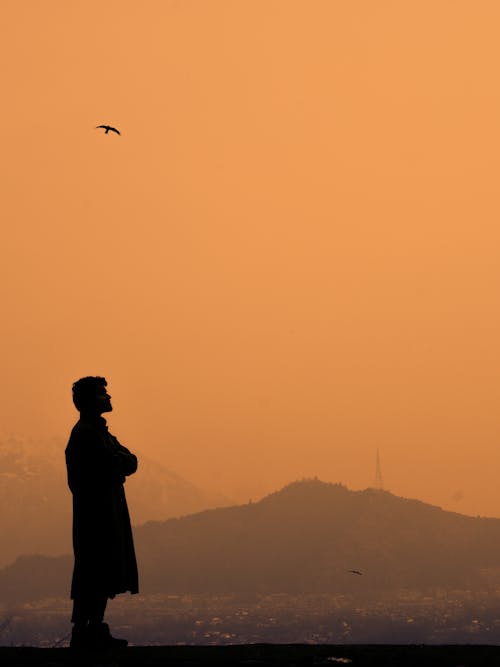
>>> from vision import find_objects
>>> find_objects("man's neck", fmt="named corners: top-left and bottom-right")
top-left (80, 412), bottom-right (106, 423)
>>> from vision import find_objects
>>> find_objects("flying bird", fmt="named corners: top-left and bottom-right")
top-left (96, 125), bottom-right (121, 135)
top-left (347, 570), bottom-right (363, 576)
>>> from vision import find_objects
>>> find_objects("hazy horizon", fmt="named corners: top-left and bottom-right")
top-left (2, 2), bottom-right (500, 525)
top-left (2, 430), bottom-right (499, 521)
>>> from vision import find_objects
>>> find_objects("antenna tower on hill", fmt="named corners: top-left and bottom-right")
top-left (374, 448), bottom-right (384, 490)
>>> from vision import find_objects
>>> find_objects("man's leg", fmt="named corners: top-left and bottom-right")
top-left (70, 597), bottom-right (88, 648)
top-left (70, 594), bottom-right (108, 648)
top-left (86, 596), bottom-right (128, 649)
top-left (87, 595), bottom-right (108, 624)
top-left (71, 593), bottom-right (107, 624)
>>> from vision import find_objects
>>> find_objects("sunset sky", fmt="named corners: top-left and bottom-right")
top-left (1, 1), bottom-right (500, 517)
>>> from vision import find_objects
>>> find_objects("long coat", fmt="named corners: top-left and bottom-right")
top-left (65, 416), bottom-right (139, 599)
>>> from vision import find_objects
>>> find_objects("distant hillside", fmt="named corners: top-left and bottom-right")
top-left (0, 436), bottom-right (231, 567)
top-left (135, 479), bottom-right (500, 594)
top-left (2, 479), bottom-right (500, 604)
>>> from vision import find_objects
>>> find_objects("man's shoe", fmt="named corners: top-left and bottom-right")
top-left (69, 624), bottom-right (89, 649)
top-left (87, 622), bottom-right (128, 649)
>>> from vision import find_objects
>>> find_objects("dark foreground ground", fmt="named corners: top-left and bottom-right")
top-left (1, 644), bottom-right (500, 666)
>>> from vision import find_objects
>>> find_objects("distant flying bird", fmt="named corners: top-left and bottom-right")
top-left (347, 570), bottom-right (363, 576)
top-left (96, 125), bottom-right (121, 135)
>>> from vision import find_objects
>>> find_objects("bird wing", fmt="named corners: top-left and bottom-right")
top-left (95, 124), bottom-right (121, 135)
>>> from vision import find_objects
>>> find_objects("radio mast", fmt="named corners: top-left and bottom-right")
top-left (374, 448), bottom-right (384, 490)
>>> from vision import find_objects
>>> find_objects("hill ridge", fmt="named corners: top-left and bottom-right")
top-left (2, 478), bottom-right (500, 604)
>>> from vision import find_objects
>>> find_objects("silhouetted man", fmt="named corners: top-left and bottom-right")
top-left (65, 376), bottom-right (138, 649)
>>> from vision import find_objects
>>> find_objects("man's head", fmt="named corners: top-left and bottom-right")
top-left (72, 376), bottom-right (112, 415)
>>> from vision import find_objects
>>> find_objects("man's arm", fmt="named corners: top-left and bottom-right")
top-left (66, 426), bottom-right (127, 493)
top-left (108, 435), bottom-right (138, 477)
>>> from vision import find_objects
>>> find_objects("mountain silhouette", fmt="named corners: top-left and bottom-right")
top-left (135, 479), bottom-right (500, 594)
top-left (2, 479), bottom-right (500, 605)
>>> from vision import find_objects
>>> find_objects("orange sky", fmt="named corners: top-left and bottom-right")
top-left (1, 1), bottom-right (500, 516)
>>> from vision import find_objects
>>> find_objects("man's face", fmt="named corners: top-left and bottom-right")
top-left (95, 385), bottom-right (113, 414)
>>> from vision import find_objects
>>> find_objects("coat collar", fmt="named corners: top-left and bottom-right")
top-left (79, 414), bottom-right (108, 430)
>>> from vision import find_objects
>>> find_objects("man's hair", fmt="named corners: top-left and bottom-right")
top-left (72, 376), bottom-right (107, 412)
